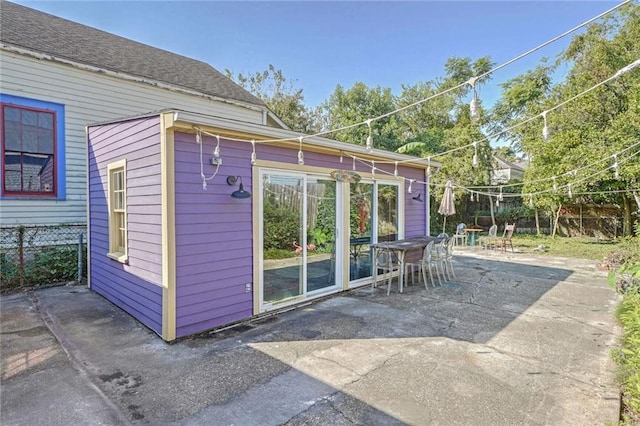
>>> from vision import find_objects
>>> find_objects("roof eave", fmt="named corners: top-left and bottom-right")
top-left (1, 43), bottom-right (269, 114)
top-left (169, 110), bottom-right (441, 169)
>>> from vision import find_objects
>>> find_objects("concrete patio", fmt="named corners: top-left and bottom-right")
top-left (1, 251), bottom-right (622, 425)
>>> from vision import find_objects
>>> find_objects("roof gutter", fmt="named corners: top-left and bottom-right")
top-left (1, 43), bottom-right (269, 115)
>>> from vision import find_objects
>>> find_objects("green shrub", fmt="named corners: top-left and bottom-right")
top-left (1, 244), bottom-right (86, 291)
top-left (0, 252), bottom-right (20, 288)
top-left (24, 245), bottom-right (81, 285)
top-left (263, 201), bottom-right (301, 251)
top-left (607, 236), bottom-right (640, 423)
top-left (614, 291), bottom-right (640, 424)
top-left (264, 248), bottom-right (294, 260)
top-left (606, 237), bottom-right (640, 293)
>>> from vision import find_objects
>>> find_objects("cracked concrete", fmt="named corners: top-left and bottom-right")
top-left (1, 251), bottom-right (622, 425)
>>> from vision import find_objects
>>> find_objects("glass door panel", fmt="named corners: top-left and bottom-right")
top-left (377, 184), bottom-right (399, 242)
top-left (349, 181), bottom-right (373, 281)
top-left (306, 178), bottom-right (337, 293)
top-left (262, 173), bottom-right (304, 303)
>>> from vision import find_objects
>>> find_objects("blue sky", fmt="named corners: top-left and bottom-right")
top-left (15, 1), bottom-right (621, 110)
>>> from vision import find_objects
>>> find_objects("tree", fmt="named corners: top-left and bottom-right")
top-left (395, 57), bottom-right (495, 217)
top-left (489, 62), bottom-right (555, 154)
top-left (225, 64), bottom-right (316, 133)
top-left (493, 3), bottom-right (640, 236)
top-left (320, 82), bottom-right (400, 151)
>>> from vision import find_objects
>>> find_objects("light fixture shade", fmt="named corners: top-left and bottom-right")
top-left (231, 184), bottom-right (251, 199)
top-left (227, 176), bottom-right (251, 199)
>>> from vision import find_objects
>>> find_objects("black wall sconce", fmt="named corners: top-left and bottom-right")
top-left (227, 176), bottom-right (251, 199)
top-left (412, 190), bottom-right (423, 202)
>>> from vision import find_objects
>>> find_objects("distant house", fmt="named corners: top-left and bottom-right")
top-left (0, 1), bottom-right (284, 228)
top-left (490, 156), bottom-right (527, 185)
top-left (87, 111), bottom-right (438, 341)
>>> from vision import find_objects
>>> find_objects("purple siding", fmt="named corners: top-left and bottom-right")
top-left (173, 132), bottom-right (427, 337)
top-left (173, 132), bottom-right (254, 337)
top-left (88, 116), bottom-right (163, 335)
top-left (404, 180), bottom-right (428, 238)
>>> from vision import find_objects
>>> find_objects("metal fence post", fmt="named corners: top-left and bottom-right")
top-left (77, 232), bottom-right (84, 283)
top-left (17, 226), bottom-right (25, 287)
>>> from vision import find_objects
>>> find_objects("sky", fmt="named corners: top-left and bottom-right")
top-left (13, 0), bottom-right (622, 111)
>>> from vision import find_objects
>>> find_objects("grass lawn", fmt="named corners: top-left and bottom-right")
top-left (511, 234), bottom-right (623, 261)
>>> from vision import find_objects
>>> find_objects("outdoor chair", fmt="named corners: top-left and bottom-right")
top-left (374, 248), bottom-right (401, 295)
top-left (433, 239), bottom-right (453, 281)
top-left (420, 241), bottom-right (440, 288)
top-left (437, 232), bottom-right (449, 238)
top-left (403, 247), bottom-right (424, 287)
top-left (452, 223), bottom-right (467, 247)
top-left (443, 238), bottom-right (456, 280)
top-left (499, 223), bottom-right (516, 252)
top-left (480, 224), bottom-right (498, 250)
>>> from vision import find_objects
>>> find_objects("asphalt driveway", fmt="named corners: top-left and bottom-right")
top-left (1, 251), bottom-right (622, 425)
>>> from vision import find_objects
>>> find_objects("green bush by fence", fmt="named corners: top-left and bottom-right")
top-left (0, 224), bottom-right (86, 291)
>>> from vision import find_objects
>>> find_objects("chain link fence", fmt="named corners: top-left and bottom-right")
top-left (0, 224), bottom-right (86, 292)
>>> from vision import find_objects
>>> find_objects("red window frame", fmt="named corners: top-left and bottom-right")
top-left (1, 103), bottom-right (57, 197)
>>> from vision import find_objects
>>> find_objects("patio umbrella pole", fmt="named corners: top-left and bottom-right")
top-left (438, 180), bottom-right (455, 236)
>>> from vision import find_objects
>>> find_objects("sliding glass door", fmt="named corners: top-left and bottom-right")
top-left (260, 171), bottom-right (339, 308)
top-left (349, 181), bottom-right (373, 281)
top-left (348, 180), bottom-right (400, 286)
top-left (259, 169), bottom-right (401, 309)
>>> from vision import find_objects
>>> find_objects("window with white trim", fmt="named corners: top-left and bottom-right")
top-left (108, 160), bottom-right (127, 261)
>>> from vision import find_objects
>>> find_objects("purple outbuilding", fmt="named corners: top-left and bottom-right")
top-left (87, 110), bottom-right (438, 341)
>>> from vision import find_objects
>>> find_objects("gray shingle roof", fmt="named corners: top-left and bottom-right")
top-left (0, 1), bottom-right (265, 107)
top-left (493, 155), bottom-right (527, 172)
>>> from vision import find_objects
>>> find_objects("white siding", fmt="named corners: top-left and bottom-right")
top-left (0, 50), bottom-right (264, 226)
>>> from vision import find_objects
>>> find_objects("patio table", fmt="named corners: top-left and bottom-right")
top-left (371, 236), bottom-right (444, 293)
top-left (464, 227), bottom-right (484, 248)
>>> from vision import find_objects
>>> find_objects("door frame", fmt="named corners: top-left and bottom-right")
top-left (255, 164), bottom-right (343, 314)
top-left (252, 162), bottom-right (404, 314)
top-left (346, 178), bottom-right (404, 289)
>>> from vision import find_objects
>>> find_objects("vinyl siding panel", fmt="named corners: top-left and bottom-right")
top-left (0, 50), bottom-right (264, 226)
top-left (88, 116), bottom-right (163, 335)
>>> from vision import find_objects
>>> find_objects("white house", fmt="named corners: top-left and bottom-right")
top-left (490, 155), bottom-right (527, 185)
top-left (0, 1), bottom-right (284, 228)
